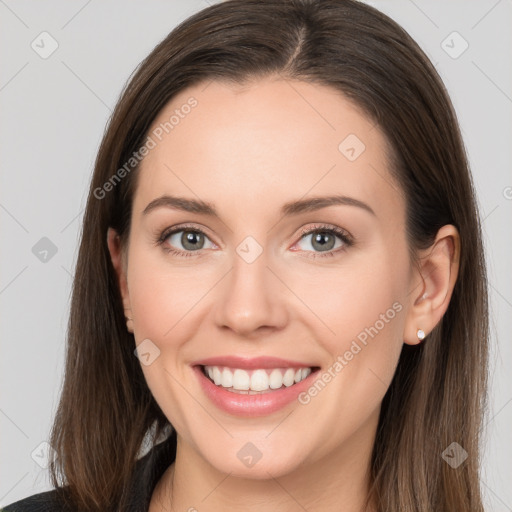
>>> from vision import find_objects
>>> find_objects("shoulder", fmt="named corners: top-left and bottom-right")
top-left (2, 431), bottom-right (177, 512)
top-left (2, 487), bottom-right (74, 512)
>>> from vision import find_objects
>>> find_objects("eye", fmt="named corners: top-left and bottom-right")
top-left (157, 225), bottom-right (216, 256)
top-left (292, 223), bottom-right (353, 258)
top-left (156, 222), bottom-right (353, 259)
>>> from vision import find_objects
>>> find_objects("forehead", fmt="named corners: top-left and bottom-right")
top-left (135, 77), bottom-right (403, 224)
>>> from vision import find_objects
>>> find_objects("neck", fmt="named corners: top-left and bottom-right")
top-left (150, 413), bottom-right (379, 512)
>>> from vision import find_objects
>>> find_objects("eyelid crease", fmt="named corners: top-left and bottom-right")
top-left (295, 223), bottom-right (353, 244)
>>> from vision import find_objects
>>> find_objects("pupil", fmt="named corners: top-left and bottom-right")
top-left (182, 231), bottom-right (203, 250)
top-left (313, 232), bottom-right (334, 251)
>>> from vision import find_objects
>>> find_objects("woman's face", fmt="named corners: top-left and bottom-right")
top-left (114, 77), bottom-right (422, 478)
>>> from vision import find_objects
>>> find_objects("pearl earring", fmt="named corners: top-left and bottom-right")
top-left (417, 329), bottom-right (425, 341)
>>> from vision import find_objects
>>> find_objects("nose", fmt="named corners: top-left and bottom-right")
top-left (213, 246), bottom-right (289, 338)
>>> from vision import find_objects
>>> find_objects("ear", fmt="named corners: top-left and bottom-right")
top-left (403, 224), bottom-right (460, 345)
top-left (107, 228), bottom-right (133, 331)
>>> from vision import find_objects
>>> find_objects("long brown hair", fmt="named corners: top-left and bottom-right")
top-left (48, 1), bottom-right (489, 510)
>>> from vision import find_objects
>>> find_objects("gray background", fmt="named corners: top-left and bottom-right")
top-left (1, 0), bottom-right (511, 509)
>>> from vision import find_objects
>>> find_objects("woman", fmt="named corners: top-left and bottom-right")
top-left (3, 0), bottom-right (489, 511)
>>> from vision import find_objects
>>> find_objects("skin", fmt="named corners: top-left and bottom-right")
top-left (107, 76), bottom-right (460, 512)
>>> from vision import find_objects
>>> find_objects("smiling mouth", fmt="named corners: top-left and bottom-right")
top-left (201, 365), bottom-right (320, 394)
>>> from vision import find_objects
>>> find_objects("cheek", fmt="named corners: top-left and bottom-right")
top-left (289, 258), bottom-right (407, 444)
top-left (125, 247), bottom-right (206, 431)
top-left (124, 250), bottom-right (188, 399)
top-left (290, 256), bottom-right (406, 346)
top-left (291, 250), bottom-right (408, 396)
top-left (125, 242), bottom-right (225, 407)
top-left (126, 245), bottom-right (211, 339)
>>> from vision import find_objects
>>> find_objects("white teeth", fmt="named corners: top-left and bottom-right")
top-left (213, 367), bottom-right (222, 385)
top-left (232, 369), bottom-right (250, 390)
top-left (269, 369), bottom-right (283, 389)
top-left (301, 367), bottom-right (312, 380)
top-left (221, 368), bottom-right (233, 388)
top-left (203, 365), bottom-right (314, 392)
top-left (250, 369), bottom-right (269, 391)
top-left (283, 368), bottom-right (295, 387)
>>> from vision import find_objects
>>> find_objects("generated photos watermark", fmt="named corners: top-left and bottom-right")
top-left (94, 96), bottom-right (198, 200)
top-left (298, 301), bottom-right (403, 405)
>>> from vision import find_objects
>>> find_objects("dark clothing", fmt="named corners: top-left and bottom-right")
top-left (2, 432), bottom-right (177, 512)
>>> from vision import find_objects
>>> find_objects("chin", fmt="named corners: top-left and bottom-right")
top-left (197, 436), bottom-right (309, 480)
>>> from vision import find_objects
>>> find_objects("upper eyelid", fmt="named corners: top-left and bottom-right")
top-left (159, 223), bottom-right (216, 241)
top-left (297, 223), bottom-right (351, 239)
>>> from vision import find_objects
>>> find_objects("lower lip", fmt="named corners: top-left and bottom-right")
top-left (193, 365), bottom-right (319, 417)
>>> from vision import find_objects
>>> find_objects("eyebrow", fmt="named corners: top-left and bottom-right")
top-left (142, 194), bottom-right (376, 218)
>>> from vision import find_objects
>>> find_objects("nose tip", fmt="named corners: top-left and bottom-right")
top-left (213, 254), bottom-right (288, 338)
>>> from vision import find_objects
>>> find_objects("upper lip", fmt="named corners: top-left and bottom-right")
top-left (192, 355), bottom-right (317, 370)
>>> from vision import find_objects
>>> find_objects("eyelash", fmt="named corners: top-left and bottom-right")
top-left (155, 223), bottom-right (354, 259)
top-left (295, 223), bottom-right (354, 259)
